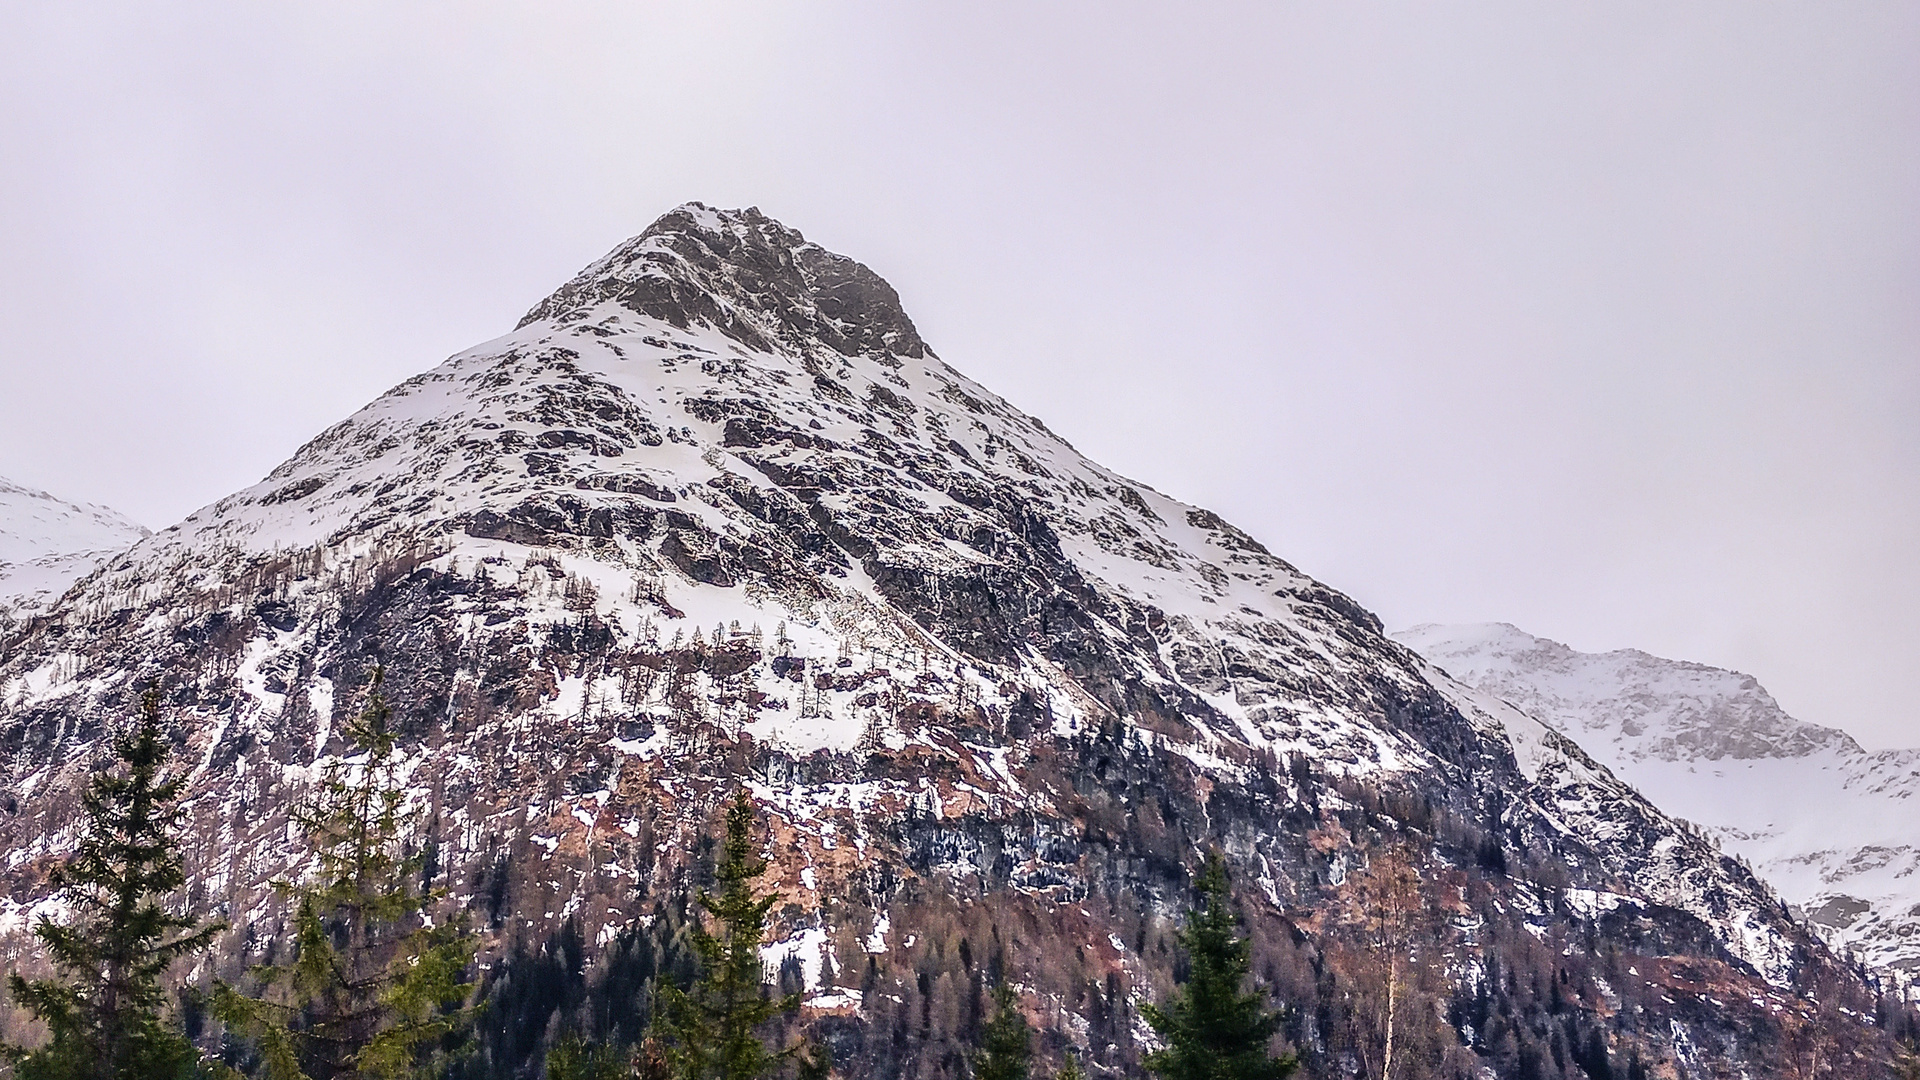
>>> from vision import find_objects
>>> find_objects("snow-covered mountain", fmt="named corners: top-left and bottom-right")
top-left (0, 477), bottom-right (149, 624)
top-left (0, 206), bottom-right (1899, 1076)
top-left (1396, 621), bottom-right (1920, 976)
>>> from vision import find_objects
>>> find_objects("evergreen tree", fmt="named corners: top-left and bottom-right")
top-left (3, 691), bottom-right (222, 1080)
top-left (1053, 1051), bottom-right (1084, 1080)
top-left (1575, 1024), bottom-right (1613, 1080)
top-left (655, 791), bottom-right (800, 1080)
top-left (970, 983), bottom-right (1031, 1080)
top-left (1139, 853), bottom-right (1297, 1080)
top-left (543, 1032), bottom-right (627, 1080)
top-left (213, 668), bottom-right (476, 1079)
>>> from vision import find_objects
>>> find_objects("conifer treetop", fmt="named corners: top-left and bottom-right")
top-left (971, 982), bottom-right (1033, 1080)
top-left (4, 690), bottom-right (221, 1080)
top-left (657, 790), bottom-right (802, 1080)
top-left (1139, 852), bottom-right (1297, 1080)
top-left (211, 667), bottom-right (477, 1080)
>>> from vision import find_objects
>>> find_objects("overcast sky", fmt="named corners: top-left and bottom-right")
top-left (1, 2), bottom-right (1914, 746)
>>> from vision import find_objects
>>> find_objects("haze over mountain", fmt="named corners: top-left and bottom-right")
top-left (1397, 621), bottom-right (1920, 979)
top-left (0, 206), bottom-right (1903, 1077)
top-left (0, 476), bottom-right (148, 625)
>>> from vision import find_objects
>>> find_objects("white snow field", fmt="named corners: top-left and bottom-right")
top-left (0, 477), bottom-right (149, 624)
top-left (1397, 621), bottom-right (1920, 976)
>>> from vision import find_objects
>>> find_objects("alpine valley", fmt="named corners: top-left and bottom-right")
top-left (0, 206), bottom-right (1909, 1079)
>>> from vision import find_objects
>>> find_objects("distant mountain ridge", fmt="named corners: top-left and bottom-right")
top-left (1396, 621), bottom-right (1920, 975)
top-left (0, 476), bottom-right (148, 625)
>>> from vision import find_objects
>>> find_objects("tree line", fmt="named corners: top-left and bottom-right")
top-left (0, 679), bottom-right (1301, 1080)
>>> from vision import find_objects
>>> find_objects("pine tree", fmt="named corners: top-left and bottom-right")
top-left (1139, 853), bottom-right (1297, 1080)
top-left (970, 983), bottom-right (1031, 1080)
top-left (3, 691), bottom-right (222, 1080)
top-left (213, 668), bottom-right (476, 1080)
top-left (1054, 1051), bottom-right (1084, 1080)
top-left (655, 791), bottom-right (801, 1080)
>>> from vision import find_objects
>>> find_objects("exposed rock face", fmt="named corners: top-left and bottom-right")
top-left (1399, 621), bottom-right (1920, 977)
top-left (0, 207), bottom-right (1899, 1077)
top-left (518, 204), bottom-right (930, 362)
top-left (0, 477), bottom-right (149, 627)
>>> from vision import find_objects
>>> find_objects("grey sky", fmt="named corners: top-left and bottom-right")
top-left (1, 3), bottom-right (1914, 746)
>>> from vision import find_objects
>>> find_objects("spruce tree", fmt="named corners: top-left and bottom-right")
top-left (4, 691), bottom-right (221, 1080)
top-left (970, 983), bottom-right (1031, 1080)
top-left (1053, 1051), bottom-right (1084, 1080)
top-left (1139, 853), bottom-right (1297, 1080)
top-left (656, 791), bottom-right (801, 1080)
top-left (213, 668), bottom-right (476, 1079)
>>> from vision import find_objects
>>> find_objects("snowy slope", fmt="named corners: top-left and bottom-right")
top-left (0, 477), bottom-right (149, 623)
top-left (0, 207), bottom-right (1879, 1076)
top-left (1396, 622), bottom-right (1920, 974)
top-left (76, 206), bottom-right (1432, 772)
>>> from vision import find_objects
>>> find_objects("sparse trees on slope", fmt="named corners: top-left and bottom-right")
top-left (1139, 853), bottom-right (1297, 1080)
top-left (655, 791), bottom-right (800, 1080)
top-left (213, 668), bottom-right (476, 1080)
top-left (970, 982), bottom-right (1031, 1080)
top-left (3, 691), bottom-right (222, 1080)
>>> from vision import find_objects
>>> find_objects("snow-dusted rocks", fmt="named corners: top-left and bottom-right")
top-left (1397, 621), bottom-right (1920, 976)
top-left (0, 206), bottom-right (1895, 1075)
top-left (0, 477), bottom-right (148, 626)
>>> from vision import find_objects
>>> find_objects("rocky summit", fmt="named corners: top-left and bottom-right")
top-left (0, 205), bottom-right (1905, 1078)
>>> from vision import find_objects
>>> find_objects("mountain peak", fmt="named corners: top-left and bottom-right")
top-left (519, 202), bottom-right (929, 363)
top-left (1396, 619), bottom-right (1920, 975)
top-left (0, 475), bottom-right (149, 622)
top-left (0, 210), bottom-right (1893, 1075)
top-left (1393, 621), bottom-right (1856, 762)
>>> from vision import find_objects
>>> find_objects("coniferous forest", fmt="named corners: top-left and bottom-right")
top-left (7, 678), bottom-right (1919, 1080)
